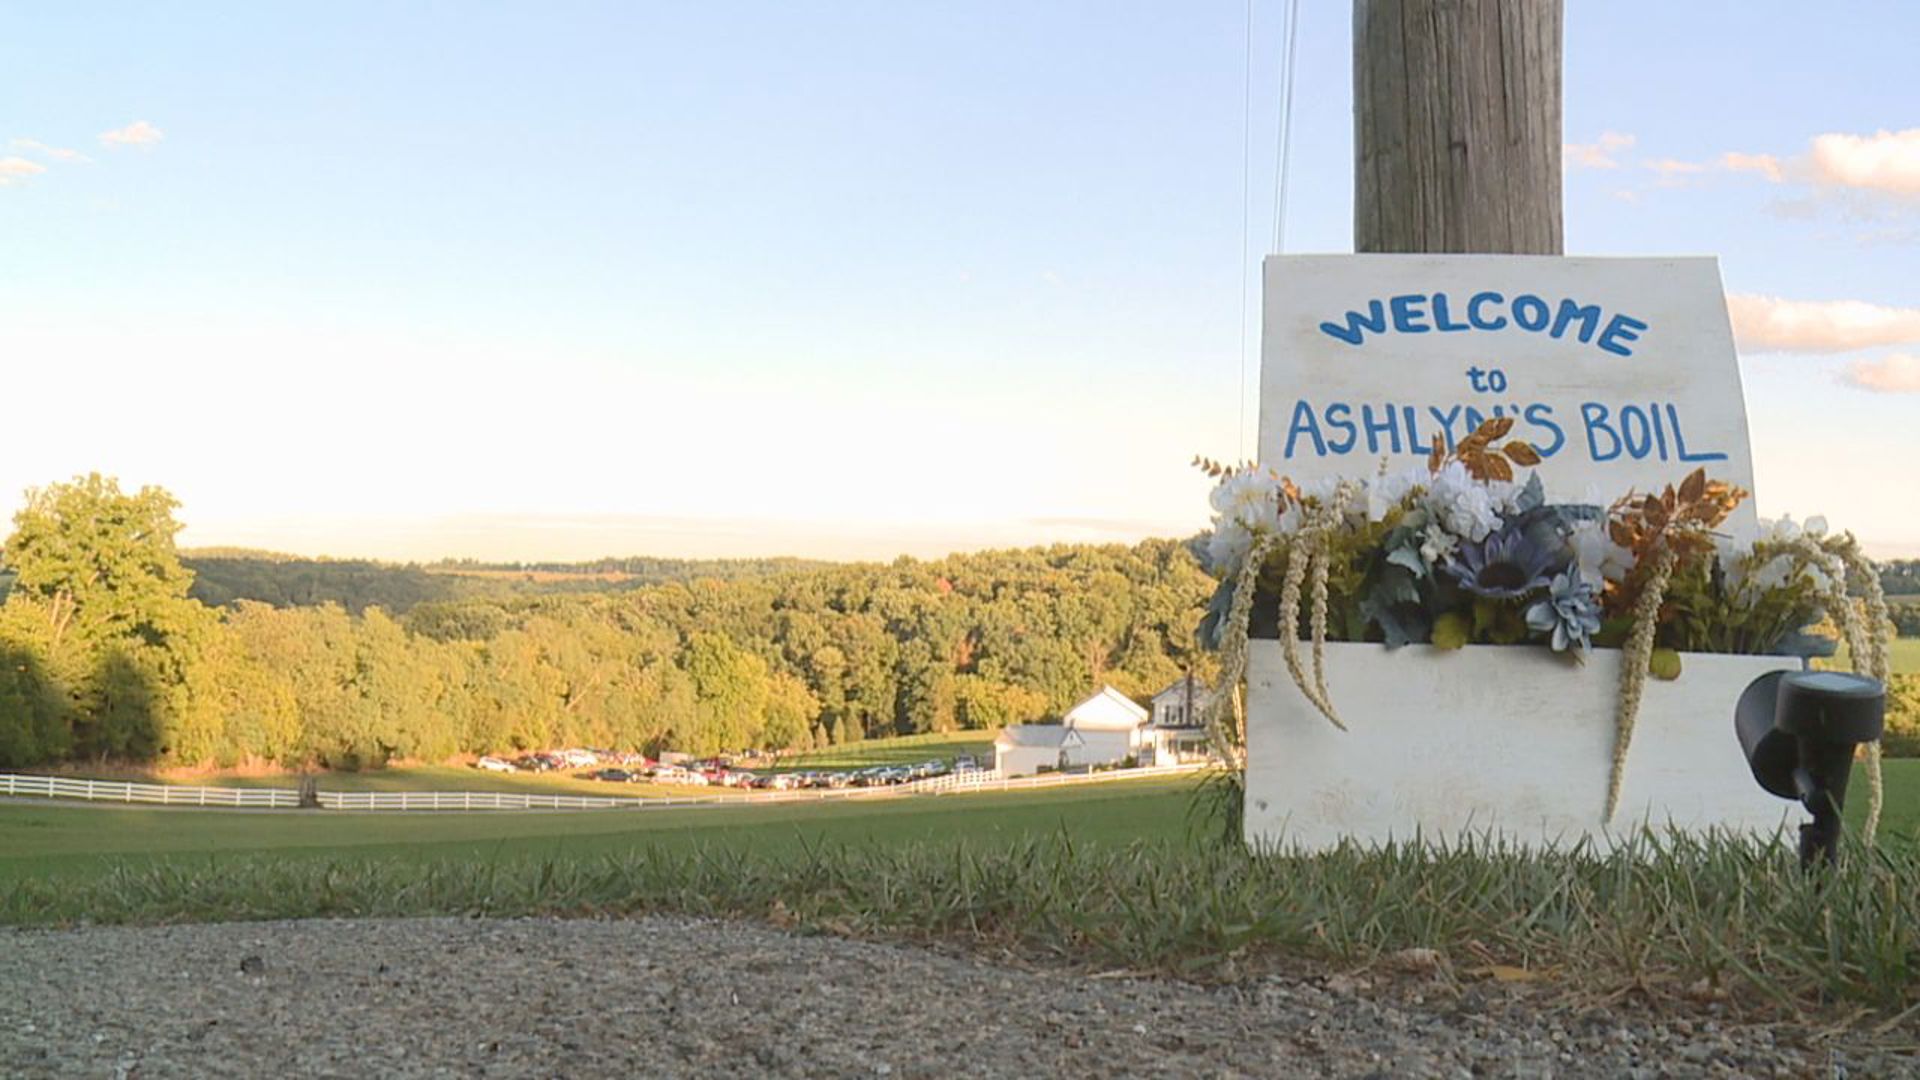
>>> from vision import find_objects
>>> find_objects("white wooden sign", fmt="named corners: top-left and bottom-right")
top-left (1258, 255), bottom-right (1759, 532)
top-left (1246, 254), bottom-right (1780, 851)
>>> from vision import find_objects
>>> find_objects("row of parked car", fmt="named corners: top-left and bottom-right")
top-left (473, 749), bottom-right (983, 791)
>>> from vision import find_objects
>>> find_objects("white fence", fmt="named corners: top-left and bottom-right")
top-left (0, 763), bottom-right (1207, 814)
top-left (0, 773), bottom-right (304, 808)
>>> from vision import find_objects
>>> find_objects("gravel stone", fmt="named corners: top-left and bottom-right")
top-left (2, 916), bottom-right (1914, 1078)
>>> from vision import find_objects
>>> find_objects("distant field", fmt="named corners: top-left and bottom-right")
top-left (1894, 637), bottom-right (1920, 675)
top-left (772, 731), bottom-right (997, 772)
top-left (422, 567), bottom-right (636, 584)
top-left (0, 774), bottom-right (1204, 883)
top-left (1825, 636), bottom-right (1919, 675)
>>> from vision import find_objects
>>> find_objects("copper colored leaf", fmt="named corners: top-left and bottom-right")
top-left (1483, 455), bottom-right (1514, 483)
top-left (1478, 416), bottom-right (1516, 441)
top-left (1679, 468), bottom-right (1706, 505)
top-left (1609, 520), bottom-right (1635, 548)
top-left (1502, 440), bottom-right (1542, 466)
top-left (1428, 435), bottom-right (1445, 473)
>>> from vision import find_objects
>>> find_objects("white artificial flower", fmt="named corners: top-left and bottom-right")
top-left (1418, 521), bottom-right (1458, 567)
top-left (1423, 461), bottom-right (1502, 542)
top-left (1206, 521), bottom-right (1254, 571)
top-left (1209, 466), bottom-right (1281, 524)
top-left (1368, 466), bottom-right (1427, 523)
top-left (1748, 554), bottom-right (1797, 594)
top-left (1570, 518), bottom-right (1634, 583)
top-left (1487, 478), bottom-right (1527, 514)
top-left (1804, 515), bottom-right (1829, 539)
top-left (1759, 515), bottom-right (1802, 543)
top-left (1714, 534), bottom-right (1754, 593)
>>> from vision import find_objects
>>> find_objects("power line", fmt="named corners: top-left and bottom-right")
top-left (1271, 0), bottom-right (1301, 255)
top-left (1235, 0), bottom-right (1256, 459)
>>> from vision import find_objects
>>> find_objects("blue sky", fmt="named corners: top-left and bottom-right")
top-left (2, 2), bottom-right (1916, 560)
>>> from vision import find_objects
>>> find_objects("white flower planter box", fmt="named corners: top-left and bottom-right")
top-left (1244, 641), bottom-right (1801, 851)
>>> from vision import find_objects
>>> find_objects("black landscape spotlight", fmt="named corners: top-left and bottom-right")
top-left (1736, 670), bottom-right (1885, 868)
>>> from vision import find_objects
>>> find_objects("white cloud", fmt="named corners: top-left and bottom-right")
top-left (1809, 128), bottom-right (1920, 198)
top-left (1842, 353), bottom-right (1920, 393)
top-left (98, 120), bottom-right (164, 148)
top-left (1565, 131), bottom-right (1635, 169)
top-left (1642, 157), bottom-right (1707, 186)
top-left (1721, 151), bottom-right (1784, 183)
top-left (0, 156), bottom-right (48, 186)
top-left (9, 138), bottom-right (89, 163)
top-left (1728, 293), bottom-right (1920, 354)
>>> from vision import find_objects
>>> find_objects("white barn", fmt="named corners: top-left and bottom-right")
top-left (994, 686), bottom-right (1154, 777)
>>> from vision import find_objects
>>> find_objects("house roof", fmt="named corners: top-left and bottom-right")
top-left (995, 724), bottom-right (1077, 749)
top-left (1061, 685), bottom-right (1149, 730)
top-left (1151, 675), bottom-right (1217, 704)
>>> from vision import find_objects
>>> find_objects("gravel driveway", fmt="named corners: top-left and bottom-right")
top-left (3, 916), bottom-right (1911, 1078)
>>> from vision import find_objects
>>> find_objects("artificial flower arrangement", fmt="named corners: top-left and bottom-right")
top-left (1194, 417), bottom-right (1895, 836)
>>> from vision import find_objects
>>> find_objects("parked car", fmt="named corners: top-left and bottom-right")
top-left (592, 768), bottom-right (632, 783)
top-left (474, 756), bottom-right (516, 773)
top-left (954, 755), bottom-right (979, 771)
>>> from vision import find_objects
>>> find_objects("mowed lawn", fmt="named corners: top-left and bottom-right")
top-left (1828, 635), bottom-right (1920, 675)
top-left (770, 731), bottom-right (997, 772)
top-left (0, 775), bottom-right (1206, 885)
top-left (5, 760), bottom-right (1917, 889)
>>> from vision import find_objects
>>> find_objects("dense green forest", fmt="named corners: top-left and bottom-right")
top-left (0, 475), bottom-right (1214, 770)
top-left (176, 549), bottom-right (833, 613)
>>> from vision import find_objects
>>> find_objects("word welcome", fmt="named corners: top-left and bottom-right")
top-left (1318, 292), bottom-right (1650, 357)
top-left (1280, 398), bottom-right (1728, 465)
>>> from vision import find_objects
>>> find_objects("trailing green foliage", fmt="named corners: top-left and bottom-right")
top-left (0, 475), bottom-right (1215, 769)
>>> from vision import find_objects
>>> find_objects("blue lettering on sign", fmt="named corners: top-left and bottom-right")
top-left (1324, 403), bottom-right (1357, 454)
top-left (1523, 403), bottom-right (1566, 458)
top-left (1550, 299), bottom-right (1602, 343)
top-left (1388, 294), bottom-right (1431, 333)
top-left (1315, 290), bottom-right (1649, 356)
top-left (1286, 400), bottom-right (1327, 457)
top-left (1360, 403), bottom-right (1402, 454)
top-left (1669, 403), bottom-right (1727, 462)
top-left (1318, 301), bottom-right (1388, 346)
top-left (1582, 403), bottom-right (1623, 462)
top-left (1511, 294), bottom-right (1551, 331)
top-left (1467, 291), bottom-right (1507, 330)
top-left (1279, 399), bottom-right (1718, 466)
top-left (1598, 314), bottom-right (1649, 357)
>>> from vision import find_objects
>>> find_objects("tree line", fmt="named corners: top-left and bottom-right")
top-left (0, 475), bottom-right (1214, 770)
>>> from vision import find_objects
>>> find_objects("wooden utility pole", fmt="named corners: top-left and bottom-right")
top-left (1353, 0), bottom-right (1563, 254)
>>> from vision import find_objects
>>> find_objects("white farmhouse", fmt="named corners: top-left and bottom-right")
top-left (994, 685), bottom-right (1153, 777)
top-left (1143, 674), bottom-right (1216, 766)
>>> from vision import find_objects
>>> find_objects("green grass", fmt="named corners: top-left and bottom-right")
top-left (1892, 637), bottom-right (1920, 675)
top-left (772, 730), bottom-right (996, 772)
top-left (1829, 636), bottom-right (1920, 676)
top-left (6, 763), bottom-right (1919, 1018)
top-left (0, 775), bottom-right (1201, 881)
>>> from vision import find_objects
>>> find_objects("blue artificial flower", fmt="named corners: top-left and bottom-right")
top-left (1525, 570), bottom-right (1604, 653)
top-left (1443, 524), bottom-right (1564, 599)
